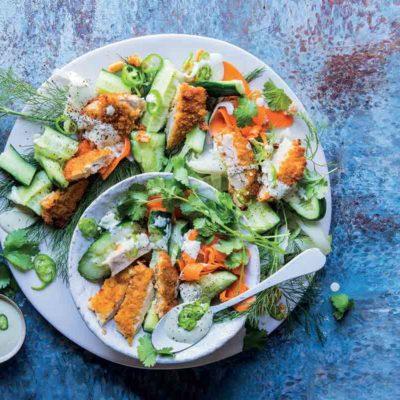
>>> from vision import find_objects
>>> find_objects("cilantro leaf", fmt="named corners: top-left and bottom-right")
top-left (193, 218), bottom-right (215, 238)
top-left (171, 155), bottom-right (189, 186)
top-left (0, 263), bottom-right (11, 289)
top-left (137, 335), bottom-right (173, 368)
top-left (330, 293), bottom-right (354, 320)
top-left (117, 185), bottom-right (148, 222)
top-left (298, 169), bottom-right (328, 200)
top-left (225, 249), bottom-right (249, 269)
top-left (243, 325), bottom-right (268, 351)
top-left (263, 79), bottom-right (292, 111)
top-left (233, 98), bottom-right (258, 127)
top-left (3, 229), bottom-right (39, 271)
top-left (215, 237), bottom-right (243, 255)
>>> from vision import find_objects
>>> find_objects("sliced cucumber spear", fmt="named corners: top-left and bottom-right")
top-left (0, 145), bottom-right (37, 186)
top-left (192, 80), bottom-right (245, 97)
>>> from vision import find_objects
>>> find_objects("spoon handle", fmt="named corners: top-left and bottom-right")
top-left (211, 248), bottom-right (326, 314)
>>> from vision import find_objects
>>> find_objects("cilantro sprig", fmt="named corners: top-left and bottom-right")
top-left (137, 335), bottom-right (173, 368)
top-left (234, 97), bottom-right (258, 127)
top-left (263, 79), bottom-right (292, 111)
top-left (3, 229), bottom-right (39, 271)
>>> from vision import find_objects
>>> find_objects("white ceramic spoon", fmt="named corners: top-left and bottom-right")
top-left (152, 248), bottom-right (326, 353)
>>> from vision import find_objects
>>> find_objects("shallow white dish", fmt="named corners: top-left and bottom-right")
top-left (68, 173), bottom-right (260, 364)
top-left (0, 34), bottom-right (331, 369)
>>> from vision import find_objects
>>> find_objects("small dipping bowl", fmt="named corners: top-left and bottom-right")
top-left (0, 294), bottom-right (26, 363)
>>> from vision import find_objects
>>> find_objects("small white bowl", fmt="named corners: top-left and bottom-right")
top-left (0, 294), bottom-right (26, 363)
top-left (68, 173), bottom-right (260, 364)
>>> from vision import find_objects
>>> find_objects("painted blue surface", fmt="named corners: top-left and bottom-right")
top-left (0, 1), bottom-right (399, 399)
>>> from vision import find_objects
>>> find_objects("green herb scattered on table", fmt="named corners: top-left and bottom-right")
top-left (330, 293), bottom-right (354, 320)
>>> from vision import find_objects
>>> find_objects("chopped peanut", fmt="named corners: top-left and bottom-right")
top-left (126, 54), bottom-right (142, 67)
top-left (107, 61), bottom-right (124, 73)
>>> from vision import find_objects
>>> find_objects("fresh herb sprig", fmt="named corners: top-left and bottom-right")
top-left (263, 79), bottom-right (292, 111)
top-left (137, 335), bottom-right (173, 367)
top-left (0, 68), bottom-right (68, 125)
top-left (244, 66), bottom-right (266, 83)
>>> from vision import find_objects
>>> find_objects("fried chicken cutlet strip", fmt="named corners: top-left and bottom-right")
top-left (63, 148), bottom-right (114, 182)
top-left (214, 127), bottom-right (258, 205)
top-left (40, 179), bottom-right (88, 227)
top-left (166, 83), bottom-right (207, 150)
top-left (82, 93), bottom-right (145, 137)
top-left (114, 263), bottom-right (154, 345)
top-left (258, 138), bottom-right (306, 202)
top-left (88, 266), bottom-right (135, 326)
top-left (154, 251), bottom-right (178, 318)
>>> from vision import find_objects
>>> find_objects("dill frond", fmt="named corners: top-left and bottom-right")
top-left (244, 67), bottom-right (266, 83)
top-left (0, 68), bottom-right (68, 124)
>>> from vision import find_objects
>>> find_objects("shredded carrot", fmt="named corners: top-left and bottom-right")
top-left (265, 108), bottom-right (294, 128)
top-left (219, 278), bottom-right (255, 312)
top-left (99, 137), bottom-right (131, 180)
top-left (260, 131), bottom-right (268, 145)
top-left (76, 139), bottom-right (94, 156)
top-left (187, 229), bottom-right (198, 241)
top-left (241, 125), bottom-right (262, 140)
top-left (209, 106), bottom-right (237, 137)
top-left (252, 106), bottom-right (268, 127)
top-left (146, 195), bottom-right (167, 212)
top-left (223, 61), bottom-right (250, 94)
top-left (107, 61), bottom-right (124, 73)
top-left (180, 263), bottom-right (204, 281)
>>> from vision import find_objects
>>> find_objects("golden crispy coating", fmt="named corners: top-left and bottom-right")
top-left (82, 93), bottom-right (145, 137)
top-left (63, 148), bottom-right (113, 182)
top-left (40, 180), bottom-right (88, 227)
top-left (114, 263), bottom-right (153, 345)
top-left (215, 127), bottom-right (258, 204)
top-left (88, 266), bottom-right (135, 326)
top-left (166, 83), bottom-right (207, 149)
top-left (154, 251), bottom-right (179, 318)
top-left (277, 139), bottom-right (306, 186)
top-left (257, 187), bottom-right (274, 202)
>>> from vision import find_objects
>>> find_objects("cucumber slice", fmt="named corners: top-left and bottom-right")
top-left (35, 155), bottom-right (68, 189)
top-left (169, 220), bottom-right (189, 264)
top-left (130, 131), bottom-right (165, 172)
top-left (286, 195), bottom-right (326, 221)
top-left (0, 208), bottom-right (38, 233)
top-left (95, 69), bottom-right (131, 94)
top-left (295, 218), bottom-right (331, 255)
top-left (0, 145), bottom-right (37, 186)
top-left (141, 60), bottom-right (177, 132)
top-left (199, 271), bottom-right (238, 301)
top-left (185, 126), bottom-right (206, 154)
top-left (26, 189), bottom-right (52, 215)
top-left (148, 210), bottom-right (172, 251)
top-left (8, 171), bottom-right (52, 207)
top-left (244, 201), bottom-right (280, 233)
top-left (192, 80), bottom-right (245, 97)
top-left (143, 300), bottom-right (159, 333)
top-left (34, 126), bottom-right (78, 162)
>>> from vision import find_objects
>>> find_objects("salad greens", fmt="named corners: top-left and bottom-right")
top-left (137, 335), bottom-right (173, 368)
top-left (234, 97), bottom-right (258, 127)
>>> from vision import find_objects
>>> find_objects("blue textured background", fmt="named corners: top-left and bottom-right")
top-left (0, 1), bottom-right (399, 399)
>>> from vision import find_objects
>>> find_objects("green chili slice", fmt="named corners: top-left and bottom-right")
top-left (141, 53), bottom-right (164, 74)
top-left (0, 314), bottom-right (8, 331)
top-left (55, 115), bottom-right (78, 135)
top-left (31, 254), bottom-right (57, 291)
top-left (121, 64), bottom-right (144, 88)
top-left (146, 90), bottom-right (162, 116)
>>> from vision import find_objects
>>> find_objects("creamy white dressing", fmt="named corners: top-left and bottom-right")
top-left (99, 211), bottom-right (120, 231)
top-left (106, 233), bottom-right (151, 276)
top-left (182, 53), bottom-right (224, 81)
top-left (179, 283), bottom-right (202, 303)
top-left (0, 298), bottom-right (25, 362)
top-left (260, 160), bottom-right (292, 199)
top-left (181, 233), bottom-right (201, 259)
top-left (164, 303), bottom-right (213, 344)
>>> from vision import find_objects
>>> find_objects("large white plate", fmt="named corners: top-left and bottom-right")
top-left (68, 173), bottom-right (260, 364)
top-left (1, 34), bottom-right (331, 369)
